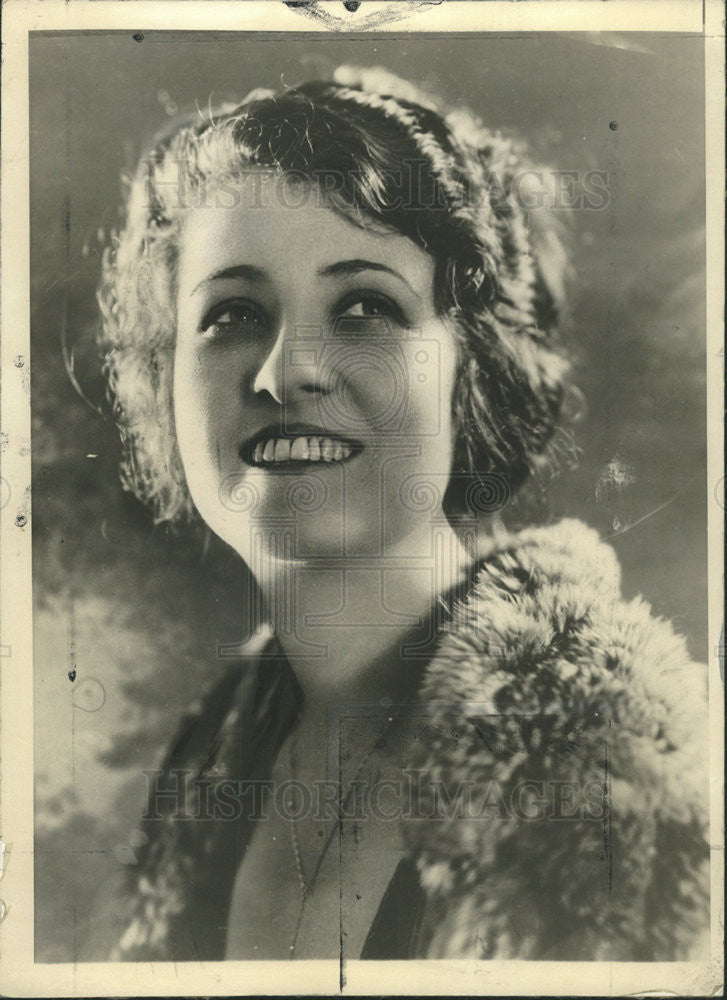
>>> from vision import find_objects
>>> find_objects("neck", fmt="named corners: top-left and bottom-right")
top-left (249, 518), bottom-right (478, 730)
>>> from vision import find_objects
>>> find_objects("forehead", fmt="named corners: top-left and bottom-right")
top-left (176, 173), bottom-right (436, 294)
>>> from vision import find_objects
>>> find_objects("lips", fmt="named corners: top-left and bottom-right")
top-left (241, 424), bottom-right (363, 467)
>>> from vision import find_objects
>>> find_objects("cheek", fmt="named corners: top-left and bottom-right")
top-left (407, 328), bottom-right (459, 438)
top-left (341, 331), bottom-right (458, 441)
top-left (173, 347), bottom-right (205, 448)
top-left (173, 353), bottom-right (208, 505)
top-left (173, 346), bottom-right (240, 473)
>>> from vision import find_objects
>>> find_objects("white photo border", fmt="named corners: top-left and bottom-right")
top-left (1, 1), bottom-right (723, 996)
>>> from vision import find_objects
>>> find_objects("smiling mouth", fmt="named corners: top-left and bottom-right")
top-left (243, 432), bottom-right (363, 467)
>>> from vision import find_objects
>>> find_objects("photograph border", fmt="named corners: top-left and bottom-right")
top-left (1, 1), bottom-right (724, 996)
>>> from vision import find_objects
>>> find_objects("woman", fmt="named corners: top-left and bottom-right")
top-left (94, 66), bottom-right (709, 962)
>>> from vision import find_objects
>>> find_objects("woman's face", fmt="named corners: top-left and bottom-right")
top-left (174, 174), bottom-right (460, 564)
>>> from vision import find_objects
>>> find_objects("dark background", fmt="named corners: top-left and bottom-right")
top-left (30, 32), bottom-right (706, 960)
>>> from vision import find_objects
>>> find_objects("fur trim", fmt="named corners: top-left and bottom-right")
top-left (403, 519), bottom-right (709, 960)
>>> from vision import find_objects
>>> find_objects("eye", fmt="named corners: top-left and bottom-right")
top-left (200, 300), bottom-right (269, 337)
top-left (336, 294), bottom-right (405, 326)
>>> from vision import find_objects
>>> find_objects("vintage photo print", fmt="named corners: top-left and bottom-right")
top-left (1, 1), bottom-right (724, 996)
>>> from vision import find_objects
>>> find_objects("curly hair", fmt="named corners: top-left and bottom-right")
top-left (98, 65), bottom-right (573, 525)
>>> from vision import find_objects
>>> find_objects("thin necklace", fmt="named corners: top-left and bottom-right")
top-left (286, 713), bottom-right (396, 959)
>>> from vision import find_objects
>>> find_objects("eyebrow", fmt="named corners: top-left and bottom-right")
top-left (190, 259), bottom-right (415, 296)
top-left (317, 259), bottom-right (415, 293)
top-left (190, 264), bottom-right (264, 296)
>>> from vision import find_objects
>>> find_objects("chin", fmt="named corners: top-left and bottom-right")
top-left (208, 499), bottom-right (401, 567)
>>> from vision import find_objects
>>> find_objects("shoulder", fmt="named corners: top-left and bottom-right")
top-left (424, 517), bottom-right (706, 719)
top-left (404, 518), bottom-right (709, 960)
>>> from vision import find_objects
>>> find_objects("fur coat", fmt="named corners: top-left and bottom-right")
top-left (98, 518), bottom-right (709, 962)
top-left (400, 518), bottom-right (709, 960)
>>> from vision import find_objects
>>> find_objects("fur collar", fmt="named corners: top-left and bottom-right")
top-left (101, 518), bottom-right (709, 963)
top-left (403, 518), bottom-right (709, 960)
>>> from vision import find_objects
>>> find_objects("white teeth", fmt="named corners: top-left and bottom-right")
top-left (290, 437), bottom-right (309, 460)
top-left (251, 435), bottom-right (356, 465)
top-left (274, 439), bottom-right (290, 462)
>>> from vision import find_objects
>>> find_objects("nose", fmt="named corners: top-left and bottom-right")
top-left (252, 320), bottom-right (327, 405)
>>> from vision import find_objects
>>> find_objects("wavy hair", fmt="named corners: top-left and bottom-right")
top-left (98, 65), bottom-right (574, 525)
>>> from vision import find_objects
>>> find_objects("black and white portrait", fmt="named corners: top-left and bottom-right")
top-left (1, 2), bottom-right (722, 995)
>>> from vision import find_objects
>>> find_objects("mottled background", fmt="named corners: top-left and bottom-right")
top-left (30, 32), bottom-right (706, 960)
